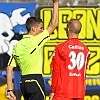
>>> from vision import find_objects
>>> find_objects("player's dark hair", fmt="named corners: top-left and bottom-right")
top-left (67, 19), bottom-right (82, 34)
top-left (26, 17), bottom-right (43, 32)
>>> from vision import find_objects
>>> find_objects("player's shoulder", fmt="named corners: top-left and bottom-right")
top-left (56, 41), bottom-right (67, 48)
top-left (79, 40), bottom-right (90, 51)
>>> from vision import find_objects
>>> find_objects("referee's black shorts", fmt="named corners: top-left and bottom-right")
top-left (20, 74), bottom-right (45, 100)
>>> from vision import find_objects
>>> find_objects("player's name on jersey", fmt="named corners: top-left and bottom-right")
top-left (68, 45), bottom-right (84, 50)
top-left (69, 72), bottom-right (81, 77)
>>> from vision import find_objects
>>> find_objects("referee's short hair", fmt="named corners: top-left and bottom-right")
top-left (26, 17), bottom-right (43, 32)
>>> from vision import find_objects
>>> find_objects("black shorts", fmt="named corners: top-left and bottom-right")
top-left (20, 74), bottom-right (45, 100)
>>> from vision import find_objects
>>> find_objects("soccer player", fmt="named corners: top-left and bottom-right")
top-left (6, 0), bottom-right (58, 100)
top-left (49, 19), bottom-right (90, 100)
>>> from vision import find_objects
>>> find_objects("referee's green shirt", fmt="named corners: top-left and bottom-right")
top-left (8, 29), bottom-right (50, 75)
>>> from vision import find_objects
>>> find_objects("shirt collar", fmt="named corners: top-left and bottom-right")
top-left (23, 34), bottom-right (33, 38)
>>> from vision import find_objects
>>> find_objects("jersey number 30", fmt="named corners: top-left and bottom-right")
top-left (68, 51), bottom-right (85, 70)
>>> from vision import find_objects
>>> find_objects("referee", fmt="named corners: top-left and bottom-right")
top-left (6, 0), bottom-right (58, 100)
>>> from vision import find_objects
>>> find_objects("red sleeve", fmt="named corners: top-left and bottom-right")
top-left (50, 47), bottom-right (61, 93)
top-left (86, 51), bottom-right (90, 69)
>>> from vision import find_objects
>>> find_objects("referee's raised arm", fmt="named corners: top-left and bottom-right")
top-left (47, 0), bottom-right (58, 35)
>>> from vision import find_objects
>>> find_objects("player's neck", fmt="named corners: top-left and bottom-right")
top-left (68, 33), bottom-right (78, 38)
top-left (68, 36), bottom-right (78, 39)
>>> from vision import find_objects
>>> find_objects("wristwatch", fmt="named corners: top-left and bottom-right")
top-left (7, 89), bottom-right (13, 92)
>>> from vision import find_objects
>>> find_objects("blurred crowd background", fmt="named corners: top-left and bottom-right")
top-left (0, 0), bottom-right (100, 6)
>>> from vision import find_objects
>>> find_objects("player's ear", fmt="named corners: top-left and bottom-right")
top-left (67, 27), bottom-right (70, 32)
top-left (66, 27), bottom-right (69, 33)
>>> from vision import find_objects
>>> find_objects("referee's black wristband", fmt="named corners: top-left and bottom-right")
top-left (7, 90), bottom-right (13, 92)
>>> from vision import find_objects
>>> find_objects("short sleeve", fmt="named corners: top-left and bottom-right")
top-left (7, 49), bottom-right (17, 67)
top-left (35, 29), bottom-right (50, 48)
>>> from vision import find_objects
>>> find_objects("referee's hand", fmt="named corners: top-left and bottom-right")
top-left (49, 93), bottom-right (54, 100)
top-left (7, 91), bottom-right (16, 100)
top-left (53, 0), bottom-right (58, 3)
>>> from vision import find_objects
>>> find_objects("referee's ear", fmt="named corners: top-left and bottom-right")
top-left (31, 27), bottom-right (35, 32)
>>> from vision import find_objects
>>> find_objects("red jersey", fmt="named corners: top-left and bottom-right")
top-left (50, 38), bottom-right (90, 98)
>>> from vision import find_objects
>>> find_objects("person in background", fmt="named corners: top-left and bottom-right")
top-left (49, 19), bottom-right (90, 100)
top-left (6, 0), bottom-right (58, 100)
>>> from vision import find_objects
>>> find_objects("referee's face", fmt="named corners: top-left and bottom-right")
top-left (35, 22), bottom-right (43, 35)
